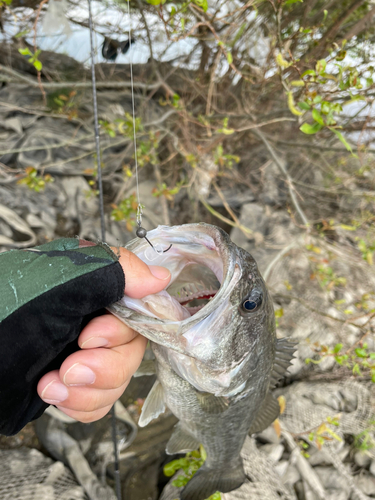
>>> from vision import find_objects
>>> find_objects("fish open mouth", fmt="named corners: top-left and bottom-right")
top-left (166, 263), bottom-right (220, 315)
top-left (118, 224), bottom-right (231, 322)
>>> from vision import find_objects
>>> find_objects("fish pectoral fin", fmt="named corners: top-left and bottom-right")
top-left (180, 461), bottom-right (246, 500)
top-left (248, 392), bottom-right (280, 435)
top-left (270, 338), bottom-right (298, 389)
top-left (196, 391), bottom-right (229, 414)
top-left (166, 423), bottom-right (200, 455)
top-left (138, 380), bottom-right (165, 427)
top-left (133, 359), bottom-right (156, 378)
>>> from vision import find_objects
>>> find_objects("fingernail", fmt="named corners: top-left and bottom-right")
top-left (149, 265), bottom-right (171, 280)
top-left (41, 381), bottom-right (69, 403)
top-left (81, 337), bottom-right (109, 349)
top-left (63, 363), bottom-right (96, 386)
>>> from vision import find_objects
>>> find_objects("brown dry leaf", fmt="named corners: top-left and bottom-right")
top-left (317, 423), bottom-right (327, 435)
top-left (273, 418), bottom-right (281, 438)
top-left (278, 395), bottom-right (286, 415)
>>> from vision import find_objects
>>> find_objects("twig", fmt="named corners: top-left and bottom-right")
top-left (0, 65), bottom-right (160, 90)
top-left (251, 127), bottom-right (310, 227)
top-left (205, 50), bottom-right (221, 137)
top-left (200, 197), bottom-right (253, 236)
top-left (33, 0), bottom-right (49, 105)
top-left (235, 117), bottom-right (296, 131)
top-left (263, 240), bottom-right (300, 282)
top-left (211, 180), bottom-right (253, 239)
top-left (273, 139), bottom-right (375, 153)
top-left (0, 133), bottom-right (94, 156)
top-left (153, 163), bottom-right (170, 226)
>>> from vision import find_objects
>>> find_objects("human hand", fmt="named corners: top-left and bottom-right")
top-left (37, 247), bottom-right (170, 423)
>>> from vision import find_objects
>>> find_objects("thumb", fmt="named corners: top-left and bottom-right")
top-left (113, 247), bottom-right (171, 299)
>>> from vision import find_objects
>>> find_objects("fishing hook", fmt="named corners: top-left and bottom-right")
top-left (136, 225), bottom-right (172, 254)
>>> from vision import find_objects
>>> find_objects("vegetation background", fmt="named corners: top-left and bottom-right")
top-left (0, 0), bottom-right (375, 499)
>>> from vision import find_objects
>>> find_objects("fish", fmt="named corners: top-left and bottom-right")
top-left (109, 223), bottom-right (296, 500)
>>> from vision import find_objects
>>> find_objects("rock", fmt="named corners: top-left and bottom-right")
top-left (369, 459), bottom-right (375, 477)
top-left (326, 491), bottom-right (350, 500)
top-left (26, 213), bottom-right (45, 229)
top-left (259, 161), bottom-right (287, 207)
top-left (260, 443), bottom-right (284, 463)
top-left (282, 463), bottom-right (300, 485)
top-left (313, 467), bottom-right (350, 493)
top-left (287, 357), bottom-right (304, 378)
top-left (256, 425), bottom-right (281, 444)
top-left (230, 204), bottom-right (298, 274)
top-left (354, 471), bottom-right (375, 495)
top-left (354, 451), bottom-right (372, 468)
top-left (308, 446), bottom-right (349, 467)
top-left (316, 356), bottom-right (336, 372)
top-left (3, 117), bottom-right (23, 135)
top-left (274, 460), bottom-right (289, 478)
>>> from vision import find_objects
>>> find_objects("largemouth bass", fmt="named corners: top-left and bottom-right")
top-left (109, 223), bottom-right (295, 500)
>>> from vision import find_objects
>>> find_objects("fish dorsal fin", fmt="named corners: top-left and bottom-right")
top-left (138, 380), bottom-right (165, 427)
top-left (248, 392), bottom-right (280, 435)
top-left (133, 359), bottom-right (156, 378)
top-left (270, 338), bottom-right (297, 389)
top-left (166, 423), bottom-right (200, 455)
top-left (196, 392), bottom-right (229, 414)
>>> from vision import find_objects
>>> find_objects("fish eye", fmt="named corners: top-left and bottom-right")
top-left (240, 289), bottom-right (263, 314)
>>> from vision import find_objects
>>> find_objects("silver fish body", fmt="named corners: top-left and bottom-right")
top-left (109, 223), bottom-right (295, 500)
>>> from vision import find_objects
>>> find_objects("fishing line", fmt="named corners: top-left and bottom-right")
top-left (126, 0), bottom-right (172, 255)
top-left (87, 2), bottom-right (122, 500)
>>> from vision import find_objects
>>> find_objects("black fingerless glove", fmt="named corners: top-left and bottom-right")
top-left (0, 238), bottom-right (125, 435)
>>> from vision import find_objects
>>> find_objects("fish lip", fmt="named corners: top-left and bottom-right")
top-left (120, 223), bottom-right (238, 330)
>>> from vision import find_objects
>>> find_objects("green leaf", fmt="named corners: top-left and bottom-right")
top-left (227, 52), bottom-right (233, 65)
top-left (15, 29), bottom-right (30, 38)
top-left (172, 475), bottom-right (189, 487)
top-left (355, 348), bottom-right (367, 358)
top-left (298, 101), bottom-right (311, 110)
top-left (325, 428), bottom-right (342, 441)
top-left (316, 59), bottom-right (327, 74)
top-left (300, 122), bottom-right (322, 134)
top-left (284, 0), bottom-right (303, 5)
top-left (333, 343), bottom-right (343, 354)
top-left (312, 109), bottom-right (325, 125)
top-left (336, 50), bottom-right (346, 62)
top-left (163, 458), bottom-right (190, 477)
top-left (33, 60), bottom-right (42, 71)
top-left (329, 128), bottom-right (353, 153)
top-left (353, 363), bottom-right (362, 376)
top-left (323, 9), bottom-right (328, 22)
top-left (200, 444), bottom-right (207, 462)
top-left (301, 69), bottom-right (316, 77)
top-left (18, 47), bottom-right (32, 56)
top-left (207, 493), bottom-right (221, 500)
top-left (193, 0), bottom-right (208, 11)
top-left (291, 80), bottom-right (305, 87)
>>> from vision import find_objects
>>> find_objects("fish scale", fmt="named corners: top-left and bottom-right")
top-left (109, 223), bottom-right (297, 500)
